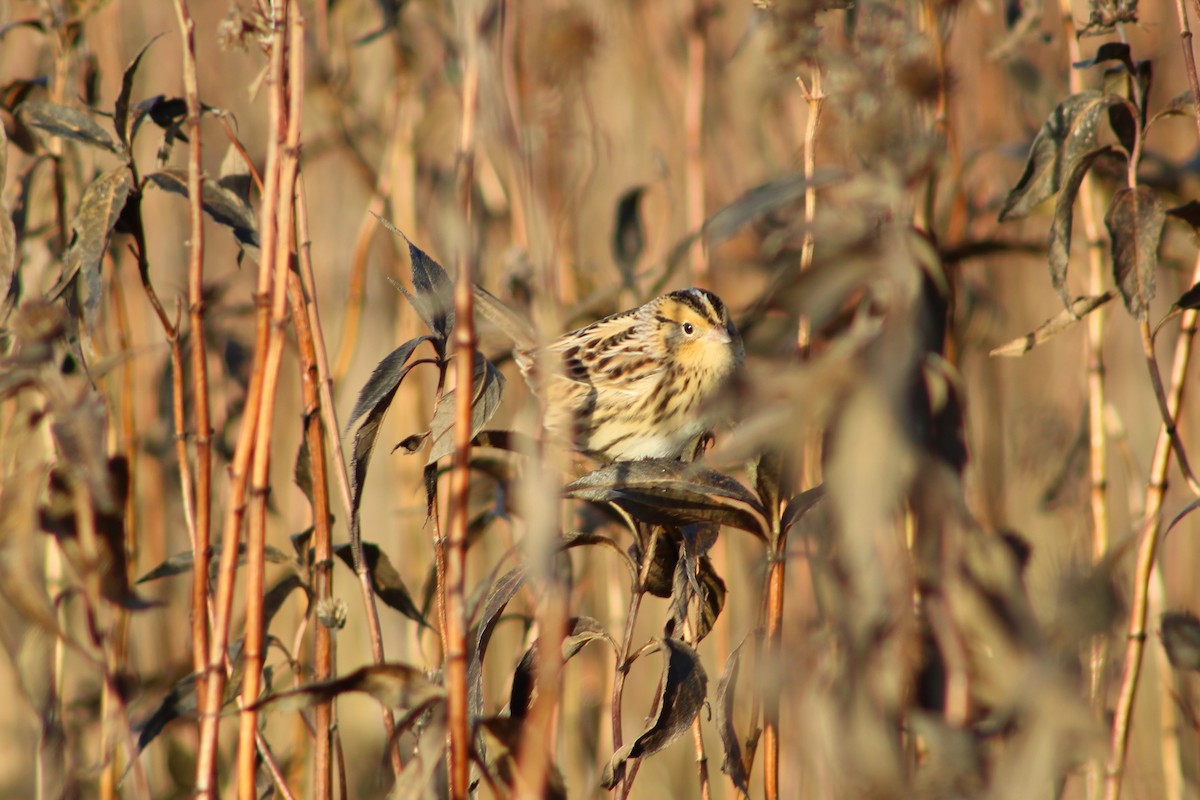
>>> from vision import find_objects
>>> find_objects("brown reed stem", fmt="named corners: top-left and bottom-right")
top-left (444, 5), bottom-right (481, 796)
top-left (290, 202), bottom-right (335, 800)
top-left (194, 3), bottom-right (289, 792)
top-left (237, 7), bottom-right (305, 798)
top-left (1053, 9), bottom-right (1115, 797)
top-left (1103, 287), bottom-right (1200, 800)
top-left (171, 0), bottom-right (214, 721)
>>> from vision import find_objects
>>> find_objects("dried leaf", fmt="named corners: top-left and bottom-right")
top-left (780, 484), bottom-right (826, 536)
top-left (1106, 185), bottom-right (1164, 321)
top-left (376, 218), bottom-right (455, 351)
top-left (1047, 147), bottom-right (1113, 308)
top-left (426, 354), bottom-right (505, 465)
top-left (566, 460), bottom-right (769, 538)
top-left (671, 550), bottom-right (726, 642)
top-left (146, 168), bottom-right (259, 251)
top-left (990, 291), bottom-right (1117, 357)
top-left (999, 92), bottom-right (1124, 222)
top-left (114, 34), bottom-right (163, 149)
top-left (346, 337), bottom-right (430, 431)
top-left (346, 338), bottom-right (431, 568)
top-left (749, 450), bottom-right (785, 520)
top-left (1161, 611), bottom-right (1200, 671)
top-left (602, 638), bottom-right (708, 788)
top-left (332, 542), bottom-right (427, 627)
top-left (54, 166), bottom-right (133, 326)
top-left (468, 566), bottom-right (527, 720)
top-left (19, 101), bottom-right (118, 154)
top-left (136, 543), bottom-right (296, 583)
top-left (508, 617), bottom-right (616, 719)
top-left (251, 663), bottom-right (443, 713)
top-left (715, 632), bottom-right (762, 795)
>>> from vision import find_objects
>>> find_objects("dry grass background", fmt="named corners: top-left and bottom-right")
top-left (1, 0), bottom-right (1200, 798)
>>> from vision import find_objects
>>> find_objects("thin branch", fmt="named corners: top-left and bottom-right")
top-left (237, 6), bottom-right (305, 798)
top-left (290, 196), bottom-right (336, 800)
top-left (1103, 263), bottom-right (1200, 800)
top-left (445, 3), bottom-right (481, 796)
top-left (194, 2), bottom-right (289, 791)
top-left (171, 0), bottom-right (214, 723)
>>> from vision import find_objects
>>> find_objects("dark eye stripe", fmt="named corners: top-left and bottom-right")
top-left (669, 288), bottom-right (726, 327)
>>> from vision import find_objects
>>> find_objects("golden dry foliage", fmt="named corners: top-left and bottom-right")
top-left (1, 0), bottom-right (1200, 799)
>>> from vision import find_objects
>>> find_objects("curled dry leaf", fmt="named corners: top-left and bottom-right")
top-left (716, 632), bottom-right (763, 796)
top-left (602, 638), bottom-right (708, 789)
top-left (250, 663), bottom-right (444, 713)
top-left (566, 459), bottom-right (769, 539)
top-left (999, 91), bottom-right (1126, 222)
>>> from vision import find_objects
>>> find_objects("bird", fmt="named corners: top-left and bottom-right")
top-left (474, 286), bottom-right (744, 462)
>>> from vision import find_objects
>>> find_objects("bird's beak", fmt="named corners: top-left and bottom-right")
top-left (708, 326), bottom-right (732, 345)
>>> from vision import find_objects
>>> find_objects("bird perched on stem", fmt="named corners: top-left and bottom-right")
top-left (474, 287), bottom-right (744, 462)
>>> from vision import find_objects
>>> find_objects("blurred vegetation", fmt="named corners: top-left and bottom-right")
top-left (1, 0), bottom-right (1200, 799)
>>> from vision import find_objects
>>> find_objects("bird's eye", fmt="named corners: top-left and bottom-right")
top-left (682, 322), bottom-right (695, 335)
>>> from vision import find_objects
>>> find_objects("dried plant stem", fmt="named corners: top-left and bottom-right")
top-left (238, 8), bottom-right (305, 798)
top-left (443, 4), bottom-right (482, 797)
top-left (171, 0), bottom-right (214, 719)
top-left (290, 201), bottom-right (335, 800)
top-left (1055, 8), bottom-right (1114, 798)
top-left (194, 4), bottom-right (291, 794)
top-left (1103, 273), bottom-right (1200, 800)
top-left (684, 0), bottom-right (707, 282)
top-left (612, 525), bottom-right (659, 798)
top-left (294, 176), bottom-right (403, 779)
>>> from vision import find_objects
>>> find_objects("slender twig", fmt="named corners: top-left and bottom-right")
top-left (1054, 9), bottom-right (1115, 798)
top-left (238, 7), bottom-right (305, 798)
top-left (611, 524), bottom-right (659, 798)
top-left (1104, 266), bottom-right (1200, 800)
top-left (171, 0), bottom-right (214, 722)
top-left (444, 4), bottom-right (481, 796)
top-left (194, 3), bottom-right (289, 792)
top-left (293, 173), bottom-right (403, 776)
top-left (290, 199), bottom-right (335, 800)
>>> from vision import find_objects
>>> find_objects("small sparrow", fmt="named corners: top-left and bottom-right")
top-left (475, 287), bottom-right (744, 461)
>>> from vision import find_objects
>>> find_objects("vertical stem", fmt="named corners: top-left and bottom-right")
top-left (238, 7), bottom-right (304, 798)
top-left (445, 3), bottom-right (481, 797)
top-left (291, 200), bottom-right (335, 800)
top-left (1102, 295), bottom-right (1199, 800)
top-left (1054, 8), bottom-right (1113, 798)
top-left (171, 0), bottom-right (214, 718)
top-left (194, 4), bottom-right (289, 793)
